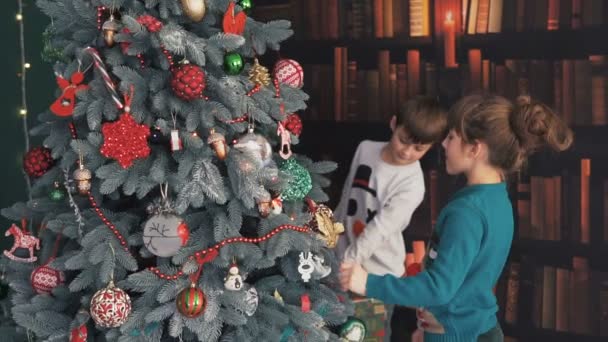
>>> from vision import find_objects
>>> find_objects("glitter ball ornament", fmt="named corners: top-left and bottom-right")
top-left (31, 264), bottom-right (65, 295)
top-left (90, 280), bottom-right (132, 328)
top-left (283, 113), bottom-right (303, 136)
top-left (171, 63), bottom-right (206, 101)
top-left (177, 283), bottom-right (206, 318)
top-left (273, 59), bottom-right (304, 88)
top-left (224, 52), bottom-right (244, 75)
top-left (280, 159), bottom-right (312, 201)
top-left (24, 146), bottom-right (54, 178)
top-left (143, 213), bottom-right (190, 257)
top-left (100, 111), bottom-right (151, 168)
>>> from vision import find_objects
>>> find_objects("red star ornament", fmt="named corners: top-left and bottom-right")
top-left (100, 112), bottom-right (151, 168)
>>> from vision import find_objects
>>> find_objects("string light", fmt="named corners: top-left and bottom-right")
top-left (16, 0), bottom-right (32, 200)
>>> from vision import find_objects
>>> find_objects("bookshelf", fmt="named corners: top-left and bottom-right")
top-left (256, 0), bottom-right (608, 341)
top-left (281, 37), bottom-right (434, 64)
top-left (461, 27), bottom-right (608, 60)
top-left (502, 323), bottom-right (607, 342)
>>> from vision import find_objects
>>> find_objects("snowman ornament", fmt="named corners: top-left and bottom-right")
top-left (224, 263), bottom-right (244, 291)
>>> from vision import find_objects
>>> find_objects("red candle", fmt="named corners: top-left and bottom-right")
top-left (444, 11), bottom-right (457, 68)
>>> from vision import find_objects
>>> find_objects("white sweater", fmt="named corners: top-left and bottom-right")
top-left (335, 141), bottom-right (425, 276)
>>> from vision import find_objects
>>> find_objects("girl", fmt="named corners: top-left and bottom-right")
top-left (339, 94), bottom-right (572, 342)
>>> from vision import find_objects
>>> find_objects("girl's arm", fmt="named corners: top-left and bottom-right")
top-left (365, 205), bottom-right (484, 307)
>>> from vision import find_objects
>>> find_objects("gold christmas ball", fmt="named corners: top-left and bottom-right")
top-left (181, 0), bottom-right (206, 22)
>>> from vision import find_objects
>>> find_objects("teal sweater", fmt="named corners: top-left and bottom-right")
top-left (366, 183), bottom-right (513, 342)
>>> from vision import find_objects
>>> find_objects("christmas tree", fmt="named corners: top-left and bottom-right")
top-left (2, 0), bottom-right (354, 340)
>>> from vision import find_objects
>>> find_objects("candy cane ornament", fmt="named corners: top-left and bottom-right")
top-left (83, 47), bottom-right (124, 109)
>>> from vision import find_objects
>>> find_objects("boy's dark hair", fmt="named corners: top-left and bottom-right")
top-left (396, 96), bottom-right (448, 144)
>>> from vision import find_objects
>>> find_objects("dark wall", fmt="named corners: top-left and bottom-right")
top-left (1, 2), bottom-right (54, 247)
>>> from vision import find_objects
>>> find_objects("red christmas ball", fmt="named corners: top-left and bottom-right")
top-left (23, 146), bottom-right (54, 178)
top-left (176, 284), bottom-right (206, 318)
top-left (31, 264), bottom-right (65, 295)
top-left (171, 64), bottom-right (206, 101)
top-left (283, 113), bottom-right (303, 136)
top-left (273, 59), bottom-right (304, 88)
top-left (90, 281), bottom-right (132, 328)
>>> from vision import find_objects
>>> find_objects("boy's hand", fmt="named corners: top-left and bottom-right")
top-left (339, 262), bottom-right (368, 296)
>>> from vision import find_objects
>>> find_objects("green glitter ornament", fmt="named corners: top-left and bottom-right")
top-left (280, 158), bottom-right (312, 201)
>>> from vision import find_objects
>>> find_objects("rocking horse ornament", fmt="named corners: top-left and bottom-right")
top-left (4, 223), bottom-right (40, 263)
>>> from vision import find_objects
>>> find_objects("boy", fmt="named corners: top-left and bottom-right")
top-left (335, 96), bottom-right (447, 341)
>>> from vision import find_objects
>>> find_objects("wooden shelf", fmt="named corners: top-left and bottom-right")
top-left (511, 239), bottom-right (608, 271)
top-left (461, 27), bottom-right (608, 60)
top-left (502, 323), bottom-right (608, 342)
top-left (280, 36), bottom-right (434, 65)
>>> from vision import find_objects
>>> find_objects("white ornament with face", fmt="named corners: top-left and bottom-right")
top-left (298, 252), bottom-right (314, 282)
top-left (224, 265), bottom-right (244, 291)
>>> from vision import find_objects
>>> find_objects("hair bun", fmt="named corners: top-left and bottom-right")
top-left (511, 98), bottom-right (573, 155)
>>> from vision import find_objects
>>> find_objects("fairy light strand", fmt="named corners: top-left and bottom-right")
top-left (16, 0), bottom-right (32, 201)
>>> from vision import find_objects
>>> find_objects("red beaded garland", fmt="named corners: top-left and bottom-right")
top-left (97, 6), bottom-right (106, 30)
top-left (87, 192), bottom-right (132, 255)
top-left (246, 84), bottom-right (261, 97)
top-left (148, 224), bottom-right (311, 279)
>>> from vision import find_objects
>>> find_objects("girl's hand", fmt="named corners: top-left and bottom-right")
top-left (339, 262), bottom-right (368, 296)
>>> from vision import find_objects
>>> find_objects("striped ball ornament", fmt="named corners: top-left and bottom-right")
top-left (177, 284), bottom-right (206, 318)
